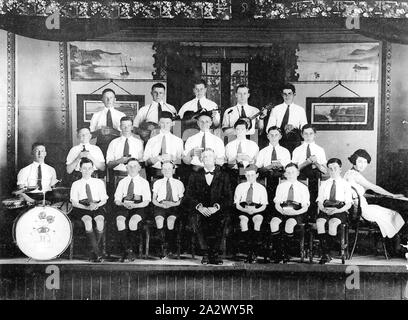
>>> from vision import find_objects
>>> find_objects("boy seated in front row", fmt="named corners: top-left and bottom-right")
top-left (271, 163), bottom-right (310, 263)
top-left (114, 158), bottom-right (151, 262)
top-left (234, 164), bottom-right (268, 263)
top-left (316, 158), bottom-right (353, 264)
top-left (70, 158), bottom-right (108, 262)
top-left (152, 161), bottom-right (185, 258)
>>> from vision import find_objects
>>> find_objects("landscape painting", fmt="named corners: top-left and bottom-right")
top-left (70, 42), bottom-right (155, 80)
top-left (306, 97), bottom-right (374, 130)
top-left (297, 43), bottom-right (379, 82)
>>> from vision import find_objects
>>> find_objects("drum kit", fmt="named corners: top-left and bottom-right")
top-left (1, 186), bottom-right (72, 261)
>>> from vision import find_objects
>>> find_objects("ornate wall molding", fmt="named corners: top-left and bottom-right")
top-left (383, 41), bottom-right (392, 150)
top-left (6, 31), bottom-right (15, 191)
top-left (59, 42), bottom-right (71, 154)
top-left (377, 41), bottom-right (392, 185)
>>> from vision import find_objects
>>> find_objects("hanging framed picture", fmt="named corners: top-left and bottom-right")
top-left (306, 97), bottom-right (375, 130)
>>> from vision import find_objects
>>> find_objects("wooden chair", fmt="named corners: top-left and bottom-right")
top-left (348, 188), bottom-right (389, 260)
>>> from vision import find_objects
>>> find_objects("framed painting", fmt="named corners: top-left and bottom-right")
top-left (306, 97), bottom-right (374, 130)
top-left (76, 94), bottom-right (144, 130)
top-left (70, 42), bottom-right (155, 80)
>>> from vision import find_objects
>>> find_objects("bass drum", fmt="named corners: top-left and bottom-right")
top-left (13, 206), bottom-right (72, 261)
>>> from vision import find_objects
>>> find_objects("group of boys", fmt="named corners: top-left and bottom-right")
top-left (15, 80), bottom-right (355, 265)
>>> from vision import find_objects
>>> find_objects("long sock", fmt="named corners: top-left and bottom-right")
top-left (118, 230), bottom-right (128, 255)
top-left (86, 231), bottom-right (99, 257)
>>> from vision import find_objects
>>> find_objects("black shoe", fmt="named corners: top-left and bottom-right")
top-left (201, 255), bottom-right (209, 264)
top-left (127, 249), bottom-right (137, 262)
top-left (282, 253), bottom-right (291, 264)
top-left (213, 256), bottom-right (223, 265)
top-left (88, 252), bottom-right (99, 263)
top-left (319, 254), bottom-right (332, 264)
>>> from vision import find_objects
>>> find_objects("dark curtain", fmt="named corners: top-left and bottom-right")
top-left (248, 44), bottom-right (299, 112)
top-left (164, 43), bottom-right (202, 111)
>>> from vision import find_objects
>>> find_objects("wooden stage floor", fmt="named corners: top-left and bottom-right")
top-left (1, 254), bottom-right (408, 300)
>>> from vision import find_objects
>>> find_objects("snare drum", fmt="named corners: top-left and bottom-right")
top-left (13, 205), bottom-right (72, 260)
top-left (2, 198), bottom-right (26, 210)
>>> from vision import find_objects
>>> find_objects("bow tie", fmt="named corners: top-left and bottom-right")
top-left (205, 171), bottom-right (214, 175)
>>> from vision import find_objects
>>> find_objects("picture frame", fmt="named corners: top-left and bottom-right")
top-left (76, 94), bottom-right (145, 130)
top-left (306, 97), bottom-right (375, 130)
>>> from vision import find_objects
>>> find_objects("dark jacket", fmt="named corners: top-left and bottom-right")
top-left (183, 166), bottom-right (233, 212)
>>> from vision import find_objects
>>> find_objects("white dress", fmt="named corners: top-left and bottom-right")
top-left (344, 169), bottom-right (405, 238)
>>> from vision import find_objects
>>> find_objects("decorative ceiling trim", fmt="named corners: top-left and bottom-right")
top-left (0, 1), bottom-right (231, 20)
top-left (0, 1), bottom-right (407, 20)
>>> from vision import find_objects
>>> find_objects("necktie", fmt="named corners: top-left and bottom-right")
top-left (240, 105), bottom-right (247, 118)
top-left (157, 103), bottom-right (163, 122)
top-left (271, 146), bottom-right (277, 161)
top-left (237, 141), bottom-right (243, 154)
top-left (280, 104), bottom-right (290, 131)
top-left (106, 109), bottom-right (113, 128)
top-left (126, 179), bottom-right (134, 200)
top-left (123, 138), bottom-right (129, 156)
top-left (329, 180), bottom-right (336, 201)
top-left (37, 164), bottom-right (42, 191)
top-left (160, 135), bottom-right (167, 156)
top-left (201, 133), bottom-right (206, 149)
top-left (246, 183), bottom-right (254, 204)
top-left (82, 144), bottom-right (87, 152)
top-left (287, 184), bottom-right (294, 201)
top-left (165, 178), bottom-right (174, 202)
top-left (197, 99), bottom-right (202, 112)
top-left (85, 183), bottom-right (93, 203)
top-left (205, 171), bottom-right (214, 175)
top-left (306, 144), bottom-right (311, 159)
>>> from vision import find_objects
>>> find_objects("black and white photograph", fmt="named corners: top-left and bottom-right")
top-left (1, 0), bottom-right (408, 308)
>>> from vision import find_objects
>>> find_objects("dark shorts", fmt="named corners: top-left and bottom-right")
top-left (153, 206), bottom-right (179, 219)
top-left (271, 213), bottom-right (305, 226)
top-left (114, 205), bottom-right (147, 220)
top-left (317, 211), bottom-right (348, 224)
top-left (235, 203), bottom-right (265, 220)
top-left (70, 206), bottom-right (106, 220)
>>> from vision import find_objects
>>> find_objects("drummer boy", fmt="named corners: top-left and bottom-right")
top-left (270, 163), bottom-right (310, 263)
top-left (15, 142), bottom-right (58, 204)
top-left (70, 158), bottom-right (108, 262)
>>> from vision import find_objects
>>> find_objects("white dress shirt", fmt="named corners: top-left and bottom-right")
top-left (266, 103), bottom-right (307, 132)
top-left (274, 180), bottom-right (310, 206)
top-left (66, 143), bottom-right (105, 171)
top-left (183, 131), bottom-right (225, 167)
top-left (153, 177), bottom-right (185, 202)
top-left (255, 144), bottom-right (291, 168)
top-left (70, 177), bottom-right (108, 203)
top-left (222, 104), bottom-right (260, 135)
top-left (292, 142), bottom-right (327, 166)
top-left (133, 102), bottom-right (177, 127)
top-left (234, 181), bottom-right (268, 205)
top-left (114, 175), bottom-right (151, 203)
top-left (89, 107), bottom-right (126, 132)
top-left (17, 162), bottom-right (58, 193)
top-left (225, 138), bottom-right (259, 169)
top-left (106, 135), bottom-right (144, 171)
top-left (143, 131), bottom-right (184, 169)
top-left (204, 168), bottom-right (215, 185)
top-left (317, 177), bottom-right (353, 204)
top-left (178, 97), bottom-right (218, 118)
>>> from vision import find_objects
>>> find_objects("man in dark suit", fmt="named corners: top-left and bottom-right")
top-left (183, 148), bottom-right (233, 265)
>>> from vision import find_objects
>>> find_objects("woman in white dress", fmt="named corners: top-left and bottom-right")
top-left (344, 149), bottom-right (405, 238)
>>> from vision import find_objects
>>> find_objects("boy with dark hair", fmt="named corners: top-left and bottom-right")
top-left (70, 158), bottom-right (108, 262)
